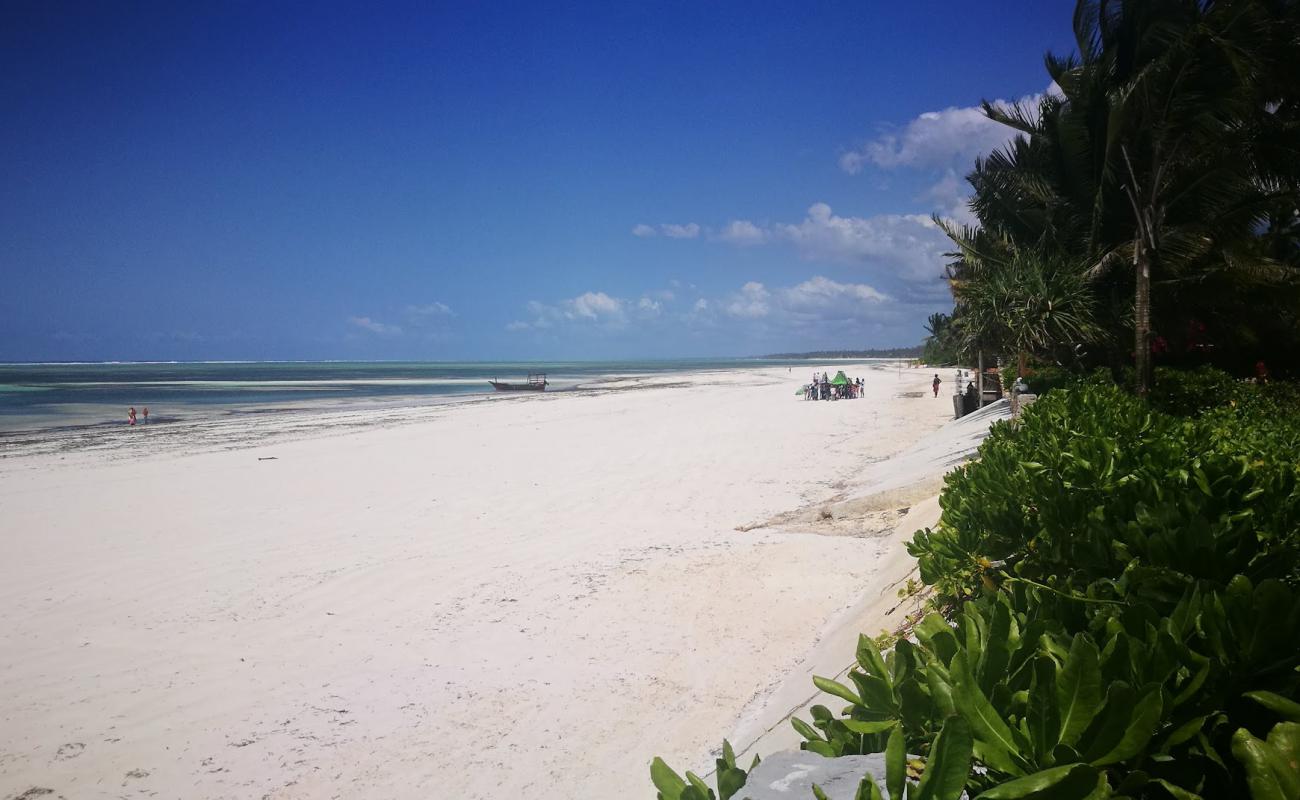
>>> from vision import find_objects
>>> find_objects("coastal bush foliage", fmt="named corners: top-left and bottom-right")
top-left (650, 741), bottom-right (756, 800)
top-left (782, 383), bottom-right (1300, 798)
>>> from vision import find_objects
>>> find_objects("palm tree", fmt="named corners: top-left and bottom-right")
top-left (946, 0), bottom-right (1300, 390)
top-left (952, 251), bottom-right (1103, 378)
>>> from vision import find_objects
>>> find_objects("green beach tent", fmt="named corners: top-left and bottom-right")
top-left (830, 371), bottom-right (850, 386)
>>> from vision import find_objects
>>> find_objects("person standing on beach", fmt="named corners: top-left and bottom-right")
top-left (128, 407), bottom-right (137, 426)
top-left (932, 374), bottom-right (941, 397)
top-left (142, 407), bottom-right (149, 424)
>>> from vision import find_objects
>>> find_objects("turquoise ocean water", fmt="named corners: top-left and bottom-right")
top-left (0, 359), bottom-right (824, 433)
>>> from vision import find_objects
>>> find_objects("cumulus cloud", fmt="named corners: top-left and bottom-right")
top-left (840, 87), bottom-right (1056, 173)
top-left (661, 223), bottom-right (701, 239)
top-left (720, 276), bottom-right (893, 328)
top-left (508, 290), bottom-right (629, 331)
top-left (348, 316), bottom-right (401, 335)
top-left (632, 222), bottom-right (702, 239)
top-left (710, 203), bottom-right (951, 292)
top-left (567, 291), bottom-right (623, 320)
top-left (921, 170), bottom-right (978, 227)
top-left (715, 219), bottom-right (768, 246)
top-left (724, 282), bottom-right (771, 318)
top-left (637, 296), bottom-right (662, 315)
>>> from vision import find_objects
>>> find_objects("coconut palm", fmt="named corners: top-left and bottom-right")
top-left (946, 0), bottom-right (1300, 389)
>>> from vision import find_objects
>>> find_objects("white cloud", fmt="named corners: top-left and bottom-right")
top-left (716, 219), bottom-right (767, 246)
top-left (661, 223), bottom-right (701, 239)
top-left (567, 291), bottom-right (623, 320)
top-left (921, 170), bottom-right (978, 227)
top-left (637, 296), bottom-right (662, 315)
top-left (508, 290), bottom-right (629, 332)
top-left (693, 298), bottom-right (709, 312)
top-left (633, 222), bottom-right (703, 239)
top-left (840, 88), bottom-right (1054, 173)
top-left (780, 275), bottom-right (888, 309)
top-left (724, 282), bottom-right (771, 318)
top-left (348, 316), bottom-right (401, 335)
top-left (719, 276), bottom-right (893, 329)
top-left (775, 203), bottom-right (950, 287)
top-left (407, 301), bottom-right (453, 317)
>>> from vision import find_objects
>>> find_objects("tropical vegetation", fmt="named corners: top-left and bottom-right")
top-left (652, 1), bottom-right (1300, 797)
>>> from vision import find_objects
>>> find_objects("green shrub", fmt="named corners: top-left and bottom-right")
top-left (1149, 365), bottom-right (1244, 417)
top-left (803, 383), bottom-right (1300, 798)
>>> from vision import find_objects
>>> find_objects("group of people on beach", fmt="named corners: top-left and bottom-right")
top-left (128, 406), bottom-right (149, 426)
top-left (802, 371), bottom-right (865, 401)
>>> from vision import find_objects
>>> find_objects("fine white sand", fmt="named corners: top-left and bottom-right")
top-left (0, 363), bottom-right (957, 799)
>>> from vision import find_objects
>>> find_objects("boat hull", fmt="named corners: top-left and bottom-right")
top-left (488, 381), bottom-right (546, 392)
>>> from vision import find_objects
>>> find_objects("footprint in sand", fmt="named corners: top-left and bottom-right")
top-left (53, 743), bottom-right (84, 761)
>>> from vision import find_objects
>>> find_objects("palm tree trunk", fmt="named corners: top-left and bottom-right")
top-left (1135, 246), bottom-right (1152, 397)
top-left (976, 348), bottom-right (985, 409)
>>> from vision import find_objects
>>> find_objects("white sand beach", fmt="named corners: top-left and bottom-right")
top-left (0, 363), bottom-right (961, 799)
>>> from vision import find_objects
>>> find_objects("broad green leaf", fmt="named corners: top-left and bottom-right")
top-left (915, 716), bottom-right (974, 800)
top-left (928, 666), bottom-right (957, 718)
top-left (717, 766), bottom-right (746, 800)
top-left (855, 775), bottom-right (885, 800)
top-left (721, 739), bottom-right (736, 770)
top-left (812, 785), bottom-right (829, 800)
top-left (1160, 713), bottom-right (1211, 752)
top-left (1245, 691), bottom-right (1300, 722)
top-left (1171, 657), bottom-right (1211, 708)
top-left (792, 717), bottom-right (822, 742)
top-left (850, 671), bottom-right (899, 713)
top-left (1089, 685), bottom-right (1163, 765)
top-left (1028, 656), bottom-right (1061, 764)
top-left (1231, 727), bottom-right (1292, 800)
top-left (1151, 778), bottom-right (1204, 799)
top-left (858, 633), bottom-right (892, 684)
top-left (973, 763), bottom-right (1098, 798)
top-left (951, 652), bottom-right (1026, 776)
top-left (918, 613), bottom-right (959, 665)
top-left (814, 675), bottom-right (863, 706)
top-left (1056, 635), bottom-right (1102, 748)
top-left (1077, 681), bottom-right (1135, 764)
top-left (1265, 723), bottom-right (1300, 798)
top-left (843, 719), bottom-right (899, 735)
top-left (979, 600), bottom-right (1013, 696)
top-left (685, 771), bottom-right (711, 798)
top-left (886, 725), bottom-right (905, 800)
top-left (805, 740), bottom-right (837, 757)
top-left (650, 757), bottom-right (687, 800)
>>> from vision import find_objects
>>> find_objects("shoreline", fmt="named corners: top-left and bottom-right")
top-left (0, 362), bottom-right (956, 799)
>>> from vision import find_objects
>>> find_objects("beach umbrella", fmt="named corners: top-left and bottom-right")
top-left (830, 371), bottom-right (850, 386)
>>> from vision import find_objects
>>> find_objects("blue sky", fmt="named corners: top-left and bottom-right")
top-left (1, 2), bottom-right (1076, 361)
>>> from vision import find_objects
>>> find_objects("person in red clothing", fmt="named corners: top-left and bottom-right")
top-left (932, 374), bottom-right (942, 397)
top-left (128, 407), bottom-right (137, 426)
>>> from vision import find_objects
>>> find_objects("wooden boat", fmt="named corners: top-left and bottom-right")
top-left (488, 373), bottom-right (548, 392)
